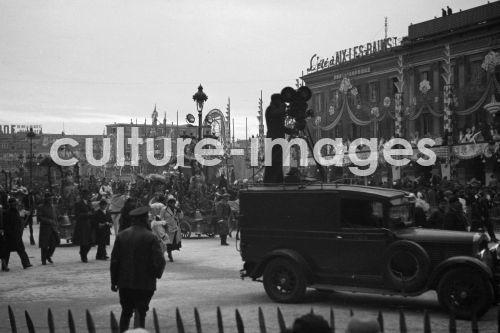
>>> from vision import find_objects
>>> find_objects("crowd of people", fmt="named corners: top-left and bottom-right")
top-left (0, 169), bottom-right (240, 272)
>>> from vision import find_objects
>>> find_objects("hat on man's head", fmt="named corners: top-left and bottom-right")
top-left (494, 194), bottom-right (500, 204)
top-left (167, 195), bottom-right (176, 203)
top-left (345, 317), bottom-right (381, 333)
top-left (221, 193), bottom-right (230, 199)
top-left (129, 206), bottom-right (150, 217)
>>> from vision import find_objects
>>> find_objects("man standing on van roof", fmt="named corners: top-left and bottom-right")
top-left (110, 206), bottom-right (166, 332)
top-left (263, 93), bottom-right (286, 184)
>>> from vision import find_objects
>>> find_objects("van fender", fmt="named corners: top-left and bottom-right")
top-left (428, 256), bottom-right (493, 289)
top-left (253, 249), bottom-right (314, 283)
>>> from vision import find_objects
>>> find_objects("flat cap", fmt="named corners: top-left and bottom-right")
top-left (129, 206), bottom-right (150, 217)
top-left (345, 317), bottom-right (381, 333)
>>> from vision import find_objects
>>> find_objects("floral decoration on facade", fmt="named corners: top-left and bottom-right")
top-left (339, 77), bottom-right (352, 93)
top-left (328, 105), bottom-right (335, 115)
top-left (350, 87), bottom-right (358, 96)
top-left (370, 107), bottom-right (380, 118)
top-left (314, 116), bottom-right (322, 126)
top-left (419, 79), bottom-right (431, 94)
top-left (383, 96), bottom-right (391, 107)
top-left (481, 50), bottom-right (500, 73)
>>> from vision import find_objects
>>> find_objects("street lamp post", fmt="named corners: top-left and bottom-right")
top-left (26, 127), bottom-right (36, 189)
top-left (193, 84), bottom-right (208, 140)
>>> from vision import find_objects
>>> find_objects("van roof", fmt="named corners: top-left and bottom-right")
top-left (241, 184), bottom-right (409, 200)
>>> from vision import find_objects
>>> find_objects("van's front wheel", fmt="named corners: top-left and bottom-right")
top-left (263, 258), bottom-right (306, 303)
top-left (437, 267), bottom-right (494, 320)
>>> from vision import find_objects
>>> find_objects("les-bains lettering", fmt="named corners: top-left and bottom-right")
top-left (307, 37), bottom-right (399, 73)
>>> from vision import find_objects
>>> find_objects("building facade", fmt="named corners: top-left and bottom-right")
top-left (303, 2), bottom-right (500, 184)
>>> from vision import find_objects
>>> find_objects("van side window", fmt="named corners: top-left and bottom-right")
top-left (341, 198), bottom-right (383, 228)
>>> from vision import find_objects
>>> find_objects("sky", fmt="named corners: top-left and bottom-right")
top-left (0, 0), bottom-right (488, 139)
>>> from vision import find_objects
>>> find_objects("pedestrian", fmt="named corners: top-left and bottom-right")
top-left (414, 192), bottom-right (429, 227)
top-left (151, 215), bottom-right (168, 254)
top-left (0, 190), bottom-right (8, 271)
top-left (490, 194), bottom-right (500, 235)
top-left (160, 196), bottom-right (182, 262)
top-left (216, 193), bottom-right (231, 246)
top-left (426, 199), bottom-right (447, 229)
top-left (109, 185), bottom-right (127, 236)
top-left (0, 197), bottom-right (32, 271)
top-left (110, 206), bottom-right (166, 332)
top-left (443, 197), bottom-right (469, 231)
top-left (149, 194), bottom-right (166, 218)
top-left (37, 193), bottom-right (60, 265)
top-left (471, 191), bottom-right (498, 241)
top-left (99, 178), bottom-right (113, 200)
top-left (22, 190), bottom-right (36, 245)
top-left (119, 198), bottom-right (137, 232)
top-left (73, 191), bottom-right (95, 262)
top-left (93, 199), bottom-right (112, 260)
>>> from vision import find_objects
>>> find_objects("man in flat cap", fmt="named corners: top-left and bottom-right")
top-left (110, 206), bottom-right (166, 332)
top-left (37, 193), bottom-right (60, 265)
top-left (93, 199), bottom-right (112, 260)
top-left (216, 193), bottom-right (231, 246)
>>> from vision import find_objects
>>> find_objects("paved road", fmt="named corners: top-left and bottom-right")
top-left (1, 225), bottom-right (499, 332)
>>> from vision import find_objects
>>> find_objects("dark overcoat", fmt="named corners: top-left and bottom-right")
top-left (3, 206), bottom-right (26, 252)
top-left (72, 200), bottom-right (95, 246)
top-left (92, 209), bottom-right (111, 246)
top-left (216, 200), bottom-right (231, 236)
top-left (37, 204), bottom-right (60, 249)
top-left (0, 206), bottom-right (5, 257)
top-left (110, 224), bottom-right (166, 290)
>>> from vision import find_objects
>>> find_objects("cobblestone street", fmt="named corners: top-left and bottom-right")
top-left (1, 225), bottom-right (499, 332)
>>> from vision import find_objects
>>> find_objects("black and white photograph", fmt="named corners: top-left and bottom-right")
top-left (1, 0), bottom-right (500, 332)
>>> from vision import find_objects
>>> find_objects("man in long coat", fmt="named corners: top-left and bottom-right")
top-left (73, 192), bottom-right (95, 262)
top-left (216, 193), bottom-right (231, 246)
top-left (109, 186), bottom-right (127, 236)
top-left (110, 206), bottom-right (166, 332)
top-left (1, 197), bottom-right (31, 270)
top-left (38, 193), bottom-right (60, 265)
top-left (93, 199), bottom-right (112, 260)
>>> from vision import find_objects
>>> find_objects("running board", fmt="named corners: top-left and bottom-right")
top-left (309, 284), bottom-right (421, 297)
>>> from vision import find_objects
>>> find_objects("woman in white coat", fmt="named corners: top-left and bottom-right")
top-left (160, 197), bottom-right (183, 262)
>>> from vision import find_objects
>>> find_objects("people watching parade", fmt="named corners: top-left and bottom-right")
top-left (4, 169), bottom-right (500, 278)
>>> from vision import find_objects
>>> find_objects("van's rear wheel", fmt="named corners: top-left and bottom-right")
top-left (437, 267), bottom-right (494, 320)
top-left (263, 258), bottom-right (306, 303)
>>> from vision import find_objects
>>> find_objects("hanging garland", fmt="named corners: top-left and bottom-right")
top-left (454, 79), bottom-right (495, 116)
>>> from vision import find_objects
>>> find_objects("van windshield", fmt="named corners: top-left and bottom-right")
top-left (389, 204), bottom-right (414, 228)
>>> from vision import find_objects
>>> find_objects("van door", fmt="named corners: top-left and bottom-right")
top-left (325, 198), bottom-right (392, 283)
